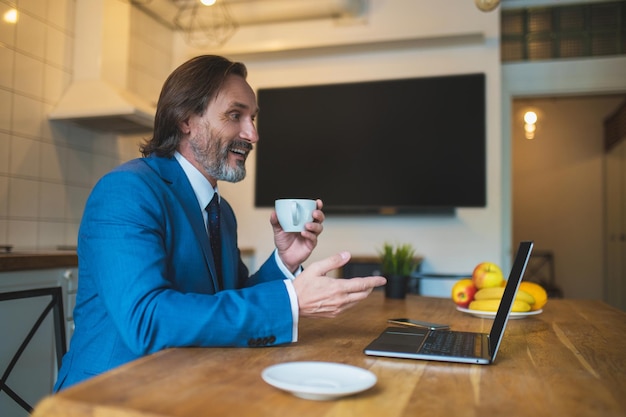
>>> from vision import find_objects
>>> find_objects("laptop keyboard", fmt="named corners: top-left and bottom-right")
top-left (420, 331), bottom-right (478, 357)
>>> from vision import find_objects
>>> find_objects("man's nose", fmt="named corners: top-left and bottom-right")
top-left (241, 120), bottom-right (259, 143)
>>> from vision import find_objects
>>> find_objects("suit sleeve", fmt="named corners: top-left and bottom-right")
top-left (77, 168), bottom-right (294, 355)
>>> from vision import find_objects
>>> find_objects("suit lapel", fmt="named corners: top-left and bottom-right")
top-left (144, 156), bottom-right (221, 292)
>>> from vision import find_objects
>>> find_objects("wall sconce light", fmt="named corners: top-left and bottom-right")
top-left (524, 111), bottom-right (538, 140)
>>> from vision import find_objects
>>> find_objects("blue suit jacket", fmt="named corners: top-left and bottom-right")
top-left (54, 155), bottom-right (293, 391)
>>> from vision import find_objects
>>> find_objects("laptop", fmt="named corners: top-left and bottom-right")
top-left (364, 241), bottom-right (534, 364)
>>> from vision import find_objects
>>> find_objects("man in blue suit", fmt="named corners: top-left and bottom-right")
top-left (54, 55), bottom-right (386, 391)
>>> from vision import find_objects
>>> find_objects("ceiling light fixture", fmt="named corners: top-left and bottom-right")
top-left (474, 0), bottom-right (500, 12)
top-left (130, 0), bottom-right (366, 48)
top-left (173, 0), bottom-right (238, 48)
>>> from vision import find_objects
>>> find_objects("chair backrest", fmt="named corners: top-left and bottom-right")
top-left (0, 287), bottom-right (66, 414)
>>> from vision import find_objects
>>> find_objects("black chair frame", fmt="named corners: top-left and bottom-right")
top-left (0, 287), bottom-right (67, 413)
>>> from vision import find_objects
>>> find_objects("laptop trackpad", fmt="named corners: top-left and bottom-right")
top-left (367, 327), bottom-right (428, 353)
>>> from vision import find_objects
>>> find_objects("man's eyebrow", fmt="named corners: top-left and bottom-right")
top-left (230, 101), bottom-right (248, 109)
top-left (230, 101), bottom-right (259, 115)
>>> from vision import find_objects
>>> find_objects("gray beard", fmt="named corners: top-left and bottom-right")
top-left (190, 136), bottom-right (247, 184)
top-left (208, 156), bottom-right (247, 183)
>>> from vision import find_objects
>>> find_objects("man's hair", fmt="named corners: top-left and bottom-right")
top-left (140, 55), bottom-right (248, 157)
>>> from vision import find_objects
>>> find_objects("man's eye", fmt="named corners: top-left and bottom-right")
top-left (230, 113), bottom-right (241, 120)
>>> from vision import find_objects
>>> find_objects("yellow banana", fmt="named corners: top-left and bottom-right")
top-left (516, 290), bottom-right (535, 306)
top-left (474, 287), bottom-right (535, 306)
top-left (469, 299), bottom-right (531, 312)
top-left (474, 288), bottom-right (504, 300)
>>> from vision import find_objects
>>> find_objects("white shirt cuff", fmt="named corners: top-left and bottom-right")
top-left (274, 250), bottom-right (300, 342)
top-left (274, 249), bottom-right (303, 278)
top-left (282, 279), bottom-right (299, 342)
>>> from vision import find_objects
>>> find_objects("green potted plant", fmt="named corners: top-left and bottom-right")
top-left (378, 243), bottom-right (421, 299)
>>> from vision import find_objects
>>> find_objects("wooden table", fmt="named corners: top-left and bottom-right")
top-left (32, 292), bottom-right (626, 417)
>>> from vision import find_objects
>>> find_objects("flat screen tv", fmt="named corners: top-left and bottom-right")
top-left (254, 73), bottom-right (486, 214)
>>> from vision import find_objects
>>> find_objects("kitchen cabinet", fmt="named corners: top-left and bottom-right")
top-left (0, 266), bottom-right (77, 417)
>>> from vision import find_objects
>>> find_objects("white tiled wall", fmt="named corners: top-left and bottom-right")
top-left (0, 0), bottom-right (173, 250)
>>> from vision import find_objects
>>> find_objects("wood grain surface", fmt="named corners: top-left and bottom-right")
top-left (32, 292), bottom-right (626, 417)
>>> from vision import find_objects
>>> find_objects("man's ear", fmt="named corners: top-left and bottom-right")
top-left (178, 118), bottom-right (191, 135)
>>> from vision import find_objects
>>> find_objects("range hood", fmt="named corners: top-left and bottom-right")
top-left (49, 0), bottom-right (155, 134)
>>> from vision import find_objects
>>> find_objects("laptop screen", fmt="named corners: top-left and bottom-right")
top-left (489, 241), bottom-right (534, 358)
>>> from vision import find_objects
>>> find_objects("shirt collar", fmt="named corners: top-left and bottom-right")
top-left (174, 151), bottom-right (218, 211)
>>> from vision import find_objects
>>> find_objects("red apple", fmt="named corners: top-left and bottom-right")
top-left (472, 262), bottom-right (504, 289)
top-left (451, 279), bottom-right (477, 308)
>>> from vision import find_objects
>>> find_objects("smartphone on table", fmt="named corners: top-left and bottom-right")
top-left (388, 318), bottom-right (450, 330)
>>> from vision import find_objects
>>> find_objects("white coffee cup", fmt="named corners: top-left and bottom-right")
top-left (275, 199), bottom-right (316, 232)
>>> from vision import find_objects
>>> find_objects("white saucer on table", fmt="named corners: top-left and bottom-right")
top-left (261, 361), bottom-right (377, 401)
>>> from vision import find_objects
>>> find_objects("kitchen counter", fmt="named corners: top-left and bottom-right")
top-left (0, 248), bottom-right (253, 273)
top-left (0, 251), bottom-right (78, 272)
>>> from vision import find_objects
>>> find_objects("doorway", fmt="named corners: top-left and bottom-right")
top-left (512, 94), bottom-right (625, 302)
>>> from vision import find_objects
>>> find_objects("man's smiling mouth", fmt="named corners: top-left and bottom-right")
top-left (229, 141), bottom-right (253, 158)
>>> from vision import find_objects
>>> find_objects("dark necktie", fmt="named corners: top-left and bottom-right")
top-left (206, 194), bottom-right (222, 289)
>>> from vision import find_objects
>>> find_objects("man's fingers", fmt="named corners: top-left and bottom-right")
top-left (294, 253), bottom-right (386, 318)
top-left (306, 251), bottom-right (352, 276)
top-left (342, 276), bottom-right (387, 293)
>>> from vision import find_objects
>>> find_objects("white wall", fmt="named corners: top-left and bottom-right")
top-left (175, 0), bottom-right (504, 275)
